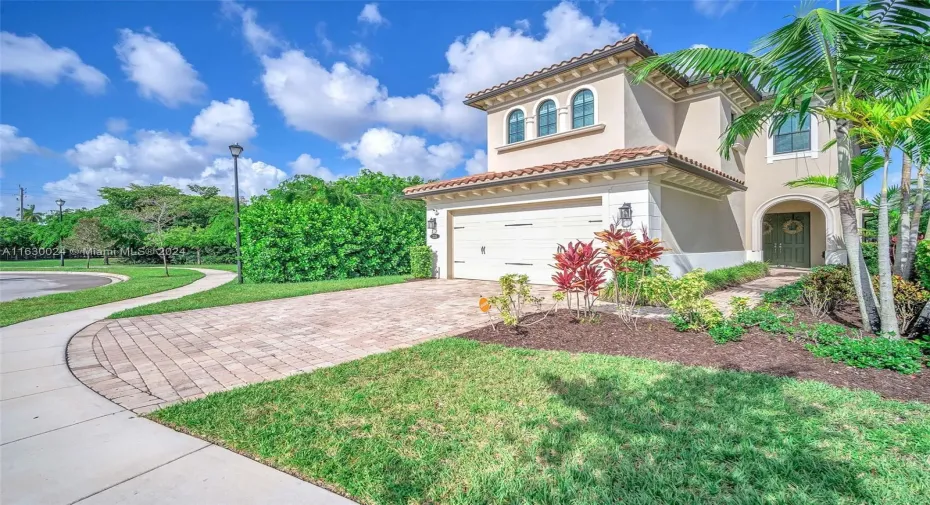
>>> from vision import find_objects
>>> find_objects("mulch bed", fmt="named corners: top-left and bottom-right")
top-left (461, 307), bottom-right (929, 404)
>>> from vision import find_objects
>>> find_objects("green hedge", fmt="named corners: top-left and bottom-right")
top-left (409, 245), bottom-right (433, 279)
top-left (241, 171), bottom-right (426, 283)
top-left (916, 240), bottom-right (930, 291)
top-left (704, 261), bottom-right (771, 292)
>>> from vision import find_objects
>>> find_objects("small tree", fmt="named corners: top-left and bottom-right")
top-left (134, 197), bottom-right (184, 276)
top-left (62, 218), bottom-right (115, 268)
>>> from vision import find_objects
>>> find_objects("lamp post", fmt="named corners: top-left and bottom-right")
top-left (56, 199), bottom-right (65, 267)
top-left (228, 143), bottom-right (244, 284)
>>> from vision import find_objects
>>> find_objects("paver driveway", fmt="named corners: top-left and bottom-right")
top-left (68, 279), bottom-right (529, 413)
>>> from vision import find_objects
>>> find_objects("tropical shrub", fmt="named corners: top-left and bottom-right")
top-left (801, 322), bottom-right (851, 345)
top-left (484, 274), bottom-right (545, 327)
top-left (762, 280), bottom-right (804, 305)
top-left (800, 266), bottom-right (854, 318)
top-left (890, 275), bottom-right (929, 334)
top-left (915, 240), bottom-right (930, 290)
top-left (666, 270), bottom-right (722, 331)
top-left (861, 242), bottom-right (879, 276)
top-left (708, 321), bottom-right (745, 344)
top-left (241, 171), bottom-right (425, 282)
top-left (551, 240), bottom-right (606, 322)
top-left (637, 265), bottom-right (675, 306)
top-left (593, 225), bottom-right (665, 325)
top-left (732, 304), bottom-right (795, 334)
top-left (703, 261), bottom-right (770, 292)
top-left (808, 337), bottom-right (925, 374)
top-left (409, 245), bottom-right (433, 279)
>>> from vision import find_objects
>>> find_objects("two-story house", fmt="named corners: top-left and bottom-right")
top-left (403, 35), bottom-right (846, 283)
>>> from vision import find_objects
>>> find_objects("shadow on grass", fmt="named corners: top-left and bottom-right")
top-left (525, 366), bottom-right (875, 504)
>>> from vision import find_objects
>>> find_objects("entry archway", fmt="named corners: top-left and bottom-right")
top-left (751, 194), bottom-right (836, 268)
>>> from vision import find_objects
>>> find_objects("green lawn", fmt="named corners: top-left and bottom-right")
top-left (152, 339), bottom-right (930, 505)
top-left (109, 275), bottom-right (409, 318)
top-left (0, 258), bottom-right (236, 271)
top-left (0, 267), bottom-right (203, 327)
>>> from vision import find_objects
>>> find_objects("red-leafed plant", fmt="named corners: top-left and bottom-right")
top-left (551, 240), bottom-right (605, 321)
top-left (595, 225), bottom-right (666, 327)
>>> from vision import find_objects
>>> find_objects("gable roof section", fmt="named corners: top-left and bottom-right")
top-left (403, 145), bottom-right (746, 197)
top-left (463, 34), bottom-right (763, 107)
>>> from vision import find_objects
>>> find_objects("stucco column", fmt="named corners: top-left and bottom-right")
top-left (558, 106), bottom-right (569, 132)
top-left (524, 116), bottom-right (536, 140)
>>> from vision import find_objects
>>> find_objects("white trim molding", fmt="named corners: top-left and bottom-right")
top-left (750, 193), bottom-right (835, 256)
top-left (496, 123), bottom-right (606, 153)
top-left (766, 113), bottom-right (819, 164)
top-left (568, 85), bottom-right (599, 127)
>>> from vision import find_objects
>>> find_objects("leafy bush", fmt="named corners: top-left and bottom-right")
top-left (635, 265), bottom-right (675, 306)
top-left (709, 321), bottom-right (745, 344)
top-left (915, 240), bottom-right (930, 291)
top-left (666, 270), bottom-right (723, 331)
top-left (703, 261), bottom-right (771, 292)
top-left (808, 337), bottom-right (925, 374)
top-left (552, 240), bottom-right (606, 321)
top-left (485, 274), bottom-right (545, 327)
top-left (800, 266), bottom-right (854, 318)
top-left (861, 242), bottom-right (879, 276)
top-left (241, 171), bottom-right (426, 282)
top-left (890, 275), bottom-right (930, 333)
top-left (733, 304), bottom-right (795, 334)
top-left (762, 280), bottom-right (805, 305)
top-left (801, 322), bottom-right (851, 345)
top-left (409, 245), bottom-right (433, 279)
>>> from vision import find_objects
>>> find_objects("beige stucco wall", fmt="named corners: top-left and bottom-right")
top-left (765, 201), bottom-right (828, 266)
top-left (624, 75), bottom-right (675, 148)
top-left (660, 186), bottom-right (745, 254)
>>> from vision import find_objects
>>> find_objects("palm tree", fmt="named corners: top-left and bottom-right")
top-left (824, 86), bottom-right (930, 337)
top-left (899, 119), bottom-right (930, 277)
top-left (630, 1), bottom-right (929, 332)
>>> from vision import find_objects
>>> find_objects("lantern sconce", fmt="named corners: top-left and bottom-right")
top-left (427, 216), bottom-right (439, 239)
top-left (617, 203), bottom-right (633, 228)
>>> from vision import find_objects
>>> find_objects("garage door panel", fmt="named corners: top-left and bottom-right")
top-left (451, 199), bottom-right (603, 284)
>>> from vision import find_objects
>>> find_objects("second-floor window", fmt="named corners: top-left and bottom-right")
top-left (572, 89), bottom-right (594, 128)
top-left (537, 100), bottom-right (557, 137)
top-left (508, 110), bottom-right (525, 144)
top-left (772, 115), bottom-right (811, 154)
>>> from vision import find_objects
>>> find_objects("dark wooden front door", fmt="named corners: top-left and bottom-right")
top-left (763, 212), bottom-right (811, 268)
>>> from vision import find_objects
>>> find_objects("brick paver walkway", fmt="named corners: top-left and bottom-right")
top-left (67, 279), bottom-right (523, 413)
top-left (706, 267), bottom-right (806, 313)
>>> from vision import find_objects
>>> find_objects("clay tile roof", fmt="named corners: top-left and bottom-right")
top-left (464, 35), bottom-right (649, 101)
top-left (403, 145), bottom-right (745, 196)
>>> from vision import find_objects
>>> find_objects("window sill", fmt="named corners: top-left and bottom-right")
top-left (497, 123), bottom-right (606, 154)
top-left (766, 150), bottom-right (819, 164)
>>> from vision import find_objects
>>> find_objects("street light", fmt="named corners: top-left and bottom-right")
top-left (228, 143), bottom-right (244, 284)
top-left (55, 199), bottom-right (65, 267)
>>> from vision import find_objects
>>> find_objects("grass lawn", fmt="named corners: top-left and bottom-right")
top-left (109, 275), bottom-right (409, 318)
top-left (0, 258), bottom-right (236, 271)
top-left (0, 267), bottom-right (203, 326)
top-left (152, 339), bottom-right (930, 505)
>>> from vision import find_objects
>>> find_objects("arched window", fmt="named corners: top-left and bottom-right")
top-left (572, 89), bottom-right (594, 128)
top-left (537, 100), bottom-right (557, 137)
top-left (507, 110), bottom-right (525, 144)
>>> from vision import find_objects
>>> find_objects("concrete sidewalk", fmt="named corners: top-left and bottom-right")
top-left (1, 268), bottom-right (354, 505)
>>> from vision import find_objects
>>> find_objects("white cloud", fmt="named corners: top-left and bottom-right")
top-left (346, 44), bottom-right (372, 68)
top-left (289, 153), bottom-right (337, 180)
top-left (190, 98), bottom-right (257, 151)
top-left (115, 28), bottom-right (206, 107)
top-left (261, 51), bottom-right (386, 141)
top-left (222, 1), bottom-right (282, 55)
top-left (65, 133), bottom-right (133, 170)
top-left (0, 32), bottom-right (108, 93)
top-left (514, 19), bottom-right (531, 32)
top-left (693, 0), bottom-right (741, 17)
top-left (342, 128), bottom-right (463, 179)
top-left (106, 117), bottom-right (129, 134)
top-left (162, 157), bottom-right (288, 199)
top-left (0, 125), bottom-right (40, 164)
top-left (43, 167), bottom-right (144, 209)
top-left (316, 23), bottom-right (334, 54)
top-left (690, 43), bottom-right (710, 49)
top-left (358, 4), bottom-right (386, 25)
top-left (464, 149), bottom-right (487, 175)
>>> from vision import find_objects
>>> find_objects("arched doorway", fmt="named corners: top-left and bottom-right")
top-left (751, 194), bottom-right (836, 268)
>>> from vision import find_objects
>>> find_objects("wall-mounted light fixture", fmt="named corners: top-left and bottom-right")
top-left (427, 216), bottom-right (439, 239)
top-left (618, 203), bottom-right (633, 228)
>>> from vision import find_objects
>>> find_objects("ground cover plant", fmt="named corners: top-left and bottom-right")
top-left (152, 338), bottom-right (930, 505)
top-left (702, 261), bottom-right (770, 292)
top-left (109, 275), bottom-right (408, 318)
top-left (0, 266), bottom-right (203, 326)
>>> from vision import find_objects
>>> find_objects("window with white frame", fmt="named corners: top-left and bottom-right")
top-left (772, 115), bottom-right (811, 154)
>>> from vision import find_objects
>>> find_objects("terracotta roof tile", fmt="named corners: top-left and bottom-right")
top-left (464, 35), bottom-right (648, 100)
top-left (403, 145), bottom-right (745, 196)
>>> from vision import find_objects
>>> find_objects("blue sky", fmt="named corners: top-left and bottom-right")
top-left (0, 0), bottom-right (889, 216)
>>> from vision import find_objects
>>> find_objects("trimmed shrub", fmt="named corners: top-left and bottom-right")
top-left (916, 240), bottom-right (930, 291)
top-left (808, 336), bottom-right (925, 374)
top-left (703, 261), bottom-right (770, 292)
top-left (800, 266), bottom-right (854, 318)
top-left (241, 171), bottom-right (426, 283)
top-left (667, 269), bottom-right (723, 331)
top-left (409, 245), bottom-right (433, 279)
top-left (709, 321), bottom-right (745, 344)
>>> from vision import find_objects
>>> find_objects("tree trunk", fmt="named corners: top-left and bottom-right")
top-left (908, 301), bottom-right (930, 339)
top-left (835, 120), bottom-right (881, 333)
top-left (196, 248), bottom-right (201, 265)
top-left (104, 249), bottom-right (109, 265)
top-left (86, 252), bottom-right (91, 269)
top-left (894, 156), bottom-right (913, 276)
top-left (877, 151), bottom-right (900, 337)
top-left (162, 250), bottom-right (169, 277)
top-left (903, 164), bottom-right (925, 280)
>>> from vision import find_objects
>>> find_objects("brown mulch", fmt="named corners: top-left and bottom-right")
top-left (460, 308), bottom-right (929, 404)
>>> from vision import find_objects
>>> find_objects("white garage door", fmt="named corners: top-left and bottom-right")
top-left (451, 198), bottom-right (604, 284)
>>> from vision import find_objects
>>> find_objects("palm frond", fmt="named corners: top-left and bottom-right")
top-left (786, 175), bottom-right (837, 189)
top-left (628, 48), bottom-right (770, 86)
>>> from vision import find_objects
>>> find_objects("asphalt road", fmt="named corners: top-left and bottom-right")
top-left (0, 273), bottom-right (114, 302)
